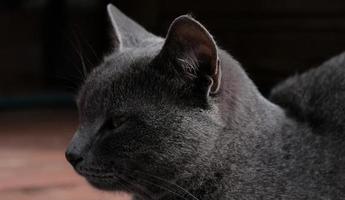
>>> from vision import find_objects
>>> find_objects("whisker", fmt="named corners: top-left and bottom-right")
top-left (133, 170), bottom-right (199, 200)
top-left (114, 173), bottom-right (154, 200)
top-left (111, 177), bottom-right (139, 199)
top-left (87, 164), bottom-right (199, 200)
top-left (73, 34), bottom-right (88, 79)
top-left (125, 173), bottom-right (188, 200)
top-left (67, 30), bottom-right (90, 80)
top-left (117, 167), bottom-right (198, 200)
top-left (54, 77), bottom-right (81, 93)
top-left (79, 31), bottom-right (100, 63)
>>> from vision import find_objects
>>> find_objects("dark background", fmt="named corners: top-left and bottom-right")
top-left (2, 0), bottom-right (345, 109)
top-left (1, 1), bottom-right (345, 199)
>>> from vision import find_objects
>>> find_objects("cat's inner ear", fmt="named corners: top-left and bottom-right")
top-left (107, 4), bottom-right (158, 51)
top-left (162, 15), bottom-right (221, 95)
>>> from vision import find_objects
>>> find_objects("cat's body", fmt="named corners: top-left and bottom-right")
top-left (66, 4), bottom-right (345, 200)
top-left (199, 50), bottom-right (345, 200)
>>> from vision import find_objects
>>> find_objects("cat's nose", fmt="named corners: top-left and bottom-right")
top-left (65, 149), bottom-right (83, 167)
top-left (65, 130), bottom-right (86, 167)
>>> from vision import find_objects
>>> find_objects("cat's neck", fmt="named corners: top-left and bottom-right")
top-left (217, 49), bottom-right (287, 135)
top-left (192, 50), bottom-right (295, 200)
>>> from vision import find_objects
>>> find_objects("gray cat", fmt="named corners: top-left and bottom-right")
top-left (65, 4), bottom-right (345, 200)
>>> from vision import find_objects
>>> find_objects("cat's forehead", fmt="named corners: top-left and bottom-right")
top-left (76, 45), bottom-right (166, 112)
top-left (87, 44), bottom-right (161, 84)
top-left (105, 48), bottom-right (157, 71)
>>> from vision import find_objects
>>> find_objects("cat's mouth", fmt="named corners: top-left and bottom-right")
top-left (75, 165), bottom-right (164, 199)
top-left (77, 167), bottom-right (116, 179)
top-left (75, 165), bottom-right (132, 191)
top-left (74, 164), bottom-right (196, 200)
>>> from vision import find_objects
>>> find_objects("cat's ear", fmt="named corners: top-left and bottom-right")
top-left (161, 15), bottom-right (221, 95)
top-left (107, 4), bottom-right (157, 51)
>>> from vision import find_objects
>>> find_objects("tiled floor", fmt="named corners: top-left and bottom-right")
top-left (0, 109), bottom-right (131, 200)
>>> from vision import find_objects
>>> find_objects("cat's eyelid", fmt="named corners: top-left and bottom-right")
top-left (112, 114), bottom-right (128, 122)
top-left (111, 112), bottom-right (128, 119)
top-left (99, 115), bottom-right (129, 132)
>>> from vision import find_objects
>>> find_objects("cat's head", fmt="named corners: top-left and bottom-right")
top-left (66, 4), bottom-right (226, 196)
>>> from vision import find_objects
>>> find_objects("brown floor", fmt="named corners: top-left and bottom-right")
top-left (0, 109), bottom-right (131, 200)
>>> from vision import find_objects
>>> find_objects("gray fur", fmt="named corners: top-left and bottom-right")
top-left (66, 4), bottom-right (345, 200)
top-left (107, 4), bottom-right (160, 51)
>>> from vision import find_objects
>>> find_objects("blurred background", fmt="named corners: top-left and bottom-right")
top-left (1, 0), bottom-right (345, 199)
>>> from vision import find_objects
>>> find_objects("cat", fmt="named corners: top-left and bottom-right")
top-left (65, 4), bottom-right (345, 200)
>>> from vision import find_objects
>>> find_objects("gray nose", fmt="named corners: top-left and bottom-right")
top-left (66, 130), bottom-right (89, 167)
top-left (65, 148), bottom-right (83, 167)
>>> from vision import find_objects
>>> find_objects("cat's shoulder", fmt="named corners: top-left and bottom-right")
top-left (270, 52), bottom-right (345, 135)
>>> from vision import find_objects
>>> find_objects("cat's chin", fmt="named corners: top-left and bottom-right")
top-left (85, 176), bottom-right (128, 191)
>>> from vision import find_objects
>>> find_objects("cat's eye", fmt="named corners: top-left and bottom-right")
top-left (101, 115), bottom-right (128, 131)
top-left (111, 115), bottom-right (128, 129)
